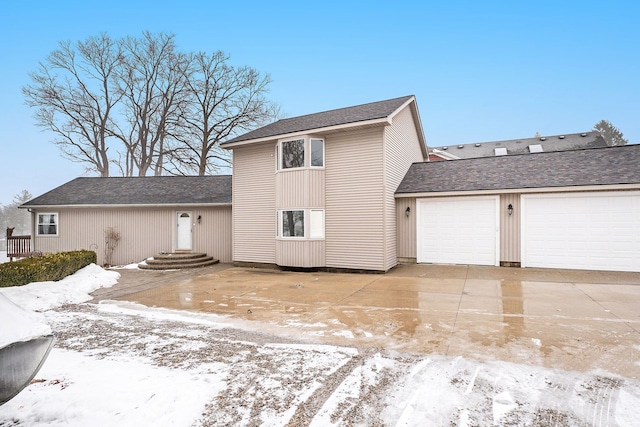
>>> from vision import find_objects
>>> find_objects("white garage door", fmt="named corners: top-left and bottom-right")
top-left (417, 196), bottom-right (499, 266)
top-left (522, 192), bottom-right (640, 272)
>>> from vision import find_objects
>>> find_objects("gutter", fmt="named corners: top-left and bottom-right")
top-left (394, 183), bottom-right (640, 198)
top-left (19, 203), bottom-right (233, 210)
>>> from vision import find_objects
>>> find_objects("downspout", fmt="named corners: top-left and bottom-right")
top-left (27, 209), bottom-right (35, 253)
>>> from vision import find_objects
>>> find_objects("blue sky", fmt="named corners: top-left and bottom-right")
top-left (1, 0), bottom-right (638, 204)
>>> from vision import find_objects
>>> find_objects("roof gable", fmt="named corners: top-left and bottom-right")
top-left (22, 175), bottom-right (232, 207)
top-left (397, 145), bottom-right (640, 194)
top-left (223, 95), bottom-right (416, 146)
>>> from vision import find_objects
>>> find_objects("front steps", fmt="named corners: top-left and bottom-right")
top-left (138, 252), bottom-right (219, 270)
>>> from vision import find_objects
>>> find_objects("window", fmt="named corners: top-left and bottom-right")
top-left (310, 209), bottom-right (324, 238)
top-left (279, 209), bottom-right (325, 239)
top-left (37, 213), bottom-right (58, 236)
top-left (310, 138), bottom-right (324, 167)
top-left (281, 139), bottom-right (305, 169)
top-left (277, 137), bottom-right (324, 170)
top-left (282, 210), bottom-right (304, 237)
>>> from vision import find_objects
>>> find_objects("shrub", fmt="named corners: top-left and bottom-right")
top-left (0, 250), bottom-right (97, 288)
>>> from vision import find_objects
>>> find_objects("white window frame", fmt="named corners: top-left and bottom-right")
top-left (37, 212), bottom-right (59, 236)
top-left (309, 209), bottom-right (325, 238)
top-left (280, 139), bottom-right (305, 170)
top-left (276, 137), bottom-right (325, 172)
top-left (310, 138), bottom-right (325, 168)
top-left (280, 209), bottom-right (305, 238)
top-left (277, 209), bottom-right (325, 240)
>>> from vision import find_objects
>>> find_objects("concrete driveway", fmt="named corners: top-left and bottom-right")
top-left (97, 263), bottom-right (640, 379)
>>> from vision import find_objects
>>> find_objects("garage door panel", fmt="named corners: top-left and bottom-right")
top-left (418, 196), bottom-right (499, 266)
top-left (523, 192), bottom-right (640, 272)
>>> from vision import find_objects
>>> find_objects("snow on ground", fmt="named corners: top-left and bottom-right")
top-left (0, 264), bottom-right (119, 311)
top-left (1, 265), bottom-right (639, 426)
top-left (0, 293), bottom-right (51, 348)
top-left (0, 250), bottom-right (8, 264)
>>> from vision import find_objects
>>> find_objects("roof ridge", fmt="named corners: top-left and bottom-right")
top-left (426, 144), bottom-right (631, 165)
top-left (223, 95), bottom-right (416, 145)
top-left (435, 131), bottom-right (600, 149)
top-left (274, 95), bottom-right (414, 123)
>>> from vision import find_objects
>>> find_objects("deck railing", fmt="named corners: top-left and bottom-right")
top-left (5, 228), bottom-right (32, 261)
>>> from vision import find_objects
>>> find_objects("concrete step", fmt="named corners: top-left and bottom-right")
top-left (138, 253), bottom-right (219, 270)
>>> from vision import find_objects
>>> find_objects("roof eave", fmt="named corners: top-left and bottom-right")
top-left (431, 148), bottom-right (460, 160)
top-left (221, 117), bottom-right (392, 149)
top-left (395, 183), bottom-right (640, 198)
top-left (19, 202), bottom-right (232, 209)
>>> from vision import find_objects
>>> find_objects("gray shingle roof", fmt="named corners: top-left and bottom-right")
top-left (223, 95), bottom-right (414, 144)
top-left (21, 176), bottom-right (232, 207)
top-left (432, 132), bottom-right (607, 159)
top-left (397, 145), bottom-right (640, 194)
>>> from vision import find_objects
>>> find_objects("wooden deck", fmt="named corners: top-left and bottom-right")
top-left (5, 228), bottom-right (32, 261)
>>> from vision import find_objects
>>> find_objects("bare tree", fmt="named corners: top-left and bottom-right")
top-left (113, 32), bottom-right (191, 176)
top-left (1, 190), bottom-right (33, 235)
top-left (25, 32), bottom-right (278, 178)
top-left (165, 51), bottom-right (279, 176)
top-left (23, 34), bottom-right (123, 176)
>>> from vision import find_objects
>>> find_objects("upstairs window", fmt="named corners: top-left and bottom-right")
top-left (281, 139), bottom-right (305, 169)
top-left (277, 137), bottom-right (325, 170)
top-left (310, 138), bottom-right (324, 167)
top-left (37, 213), bottom-right (58, 236)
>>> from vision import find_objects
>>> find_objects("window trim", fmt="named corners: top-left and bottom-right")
top-left (309, 209), bottom-right (325, 238)
top-left (310, 138), bottom-right (324, 168)
top-left (279, 209), bottom-right (305, 239)
top-left (36, 212), bottom-right (59, 236)
top-left (277, 209), bottom-right (325, 240)
top-left (275, 136), bottom-right (325, 171)
top-left (280, 138), bottom-right (305, 170)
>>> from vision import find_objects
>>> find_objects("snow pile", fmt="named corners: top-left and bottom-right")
top-left (5, 349), bottom-right (225, 427)
top-left (0, 263), bottom-right (120, 311)
top-left (0, 293), bottom-right (51, 348)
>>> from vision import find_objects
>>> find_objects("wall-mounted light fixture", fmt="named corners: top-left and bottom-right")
top-left (507, 204), bottom-right (513, 216)
top-left (405, 206), bottom-right (411, 217)
top-left (197, 215), bottom-right (202, 224)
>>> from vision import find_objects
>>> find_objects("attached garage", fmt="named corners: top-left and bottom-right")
top-left (396, 144), bottom-right (640, 272)
top-left (522, 192), bottom-right (640, 272)
top-left (417, 196), bottom-right (499, 266)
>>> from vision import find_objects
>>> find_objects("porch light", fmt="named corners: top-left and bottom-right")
top-left (405, 206), bottom-right (411, 217)
top-left (197, 215), bottom-right (202, 224)
top-left (507, 204), bottom-right (513, 216)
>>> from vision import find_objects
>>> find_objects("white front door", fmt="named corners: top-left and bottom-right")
top-left (176, 212), bottom-right (193, 251)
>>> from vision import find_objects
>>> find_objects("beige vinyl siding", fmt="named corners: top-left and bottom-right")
top-left (384, 106), bottom-right (426, 270)
top-left (32, 206), bottom-right (232, 266)
top-left (396, 198), bottom-right (417, 260)
top-left (275, 240), bottom-right (325, 267)
top-left (325, 127), bottom-right (386, 270)
top-left (276, 169), bottom-right (325, 208)
top-left (232, 143), bottom-right (277, 263)
top-left (500, 193), bottom-right (521, 263)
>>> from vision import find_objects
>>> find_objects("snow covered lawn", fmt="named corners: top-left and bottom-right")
top-left (1, 265), bottom-right (639, 426)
